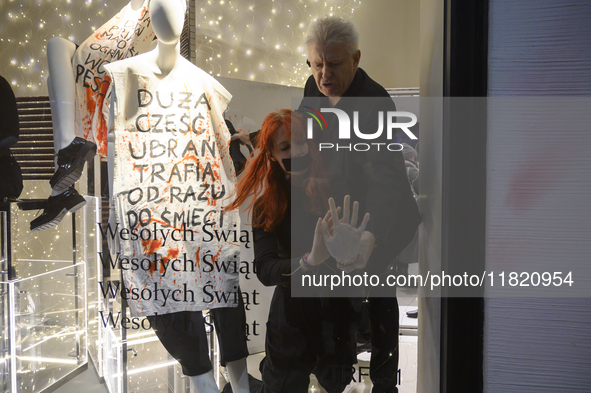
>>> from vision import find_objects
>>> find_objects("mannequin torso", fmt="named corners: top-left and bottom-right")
top-left (104, 5), bottom-right (238, 317)
top-left (104, 2), bottom-right (250, 391)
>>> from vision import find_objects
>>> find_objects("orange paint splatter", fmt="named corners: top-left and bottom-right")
top-left (94, 75), bottom-right (111, 158)
top-left (141, 239), bottom-right (163, 255)
top-left (168, 247), bottom-right (180, 260)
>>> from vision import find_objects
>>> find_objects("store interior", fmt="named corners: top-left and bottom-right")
top-left (0, 1), bottom-right (422, 392)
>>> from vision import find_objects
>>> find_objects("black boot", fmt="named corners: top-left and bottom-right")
top-left (30, 187), bottom-right (86, 231)
top-left (50, 137), bottom-right (96, 192)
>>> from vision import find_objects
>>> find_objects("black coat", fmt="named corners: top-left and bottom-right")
top-left (298, 68), bottom-right (422, 285)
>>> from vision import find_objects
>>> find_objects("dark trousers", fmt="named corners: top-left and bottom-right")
top-left (259, 287), bottom-right (360, 393)
top-left (366, 297), bottom-right (399, 393)
top-left (146, 295), bottom-right (249, 377)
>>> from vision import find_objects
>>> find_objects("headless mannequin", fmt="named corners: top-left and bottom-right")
top-left (107, 1), bottom-right (248, 392)
top-left (46, 0), bottom-right (145, 197)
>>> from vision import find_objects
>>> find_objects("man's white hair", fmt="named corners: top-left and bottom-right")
top-left (305, 16), bottom-right (359, 55)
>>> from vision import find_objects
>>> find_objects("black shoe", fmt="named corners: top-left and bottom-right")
top-left (30, 187), bottom-right (86, 232)
top-left (50, 137), bottom-right (96, 192)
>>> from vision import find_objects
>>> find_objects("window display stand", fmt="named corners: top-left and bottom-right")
top-left (100, 268), bottom-right (194, 393)
top-left (1, 191), bottom-right (221, 393)
top-left (100, 262), bottom-right (220, 393)
top-left (0, 197), bottom-right (97, 393)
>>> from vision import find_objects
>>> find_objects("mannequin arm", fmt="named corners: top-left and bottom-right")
top-left (47, 37), bottom-right (77, 151)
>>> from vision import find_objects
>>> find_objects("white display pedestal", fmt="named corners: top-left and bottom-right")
top-left (0, 198), bottom-right (96, 393)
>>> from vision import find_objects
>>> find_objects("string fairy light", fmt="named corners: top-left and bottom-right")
top-left (0, 0), bottom-right (138, 95)
top-left (0, 0), bottom-right (360, 94)
top-left (193, 0), bottom-right (361, 86)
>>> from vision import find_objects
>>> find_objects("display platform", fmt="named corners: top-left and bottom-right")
top-left (1, 196), bottom-right (199, 393)
top-left (0, 198), bottom-right (95, 393)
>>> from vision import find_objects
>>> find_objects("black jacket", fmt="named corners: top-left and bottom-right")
top-left (298, 68), bottom-right (421, 283)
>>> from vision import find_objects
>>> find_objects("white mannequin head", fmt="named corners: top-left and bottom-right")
top-left (149, 0), bottom-right (187, 45)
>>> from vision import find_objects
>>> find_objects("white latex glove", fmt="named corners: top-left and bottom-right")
top-left (337, 231), bottom-right (375, 273)
top-left (321, 195), bottom-right (370, 263)
top-left (306, 207), bottom-right (341, 268)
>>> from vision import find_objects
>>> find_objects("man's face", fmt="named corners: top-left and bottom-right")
top-left (307, 42), bottom-right (360, 98)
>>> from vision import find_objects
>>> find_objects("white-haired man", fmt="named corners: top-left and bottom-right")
top-left (296, 16), bottom-right (421, 393)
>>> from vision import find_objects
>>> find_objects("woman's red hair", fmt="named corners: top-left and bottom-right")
top-left (228, 109), bottom-right (328, 232)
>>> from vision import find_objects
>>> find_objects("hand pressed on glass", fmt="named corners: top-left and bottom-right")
top-left (321, 195), bottom-right (370, 265)
top-left (304, 206), bottom-right (341, 270)
top-left (336, 231), bottom-right (375, 273)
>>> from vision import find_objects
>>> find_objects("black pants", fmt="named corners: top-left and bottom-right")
top-left (146, 296), bottom-right (249, 376)
top-left (366, 297), bottom-right (399, 393)
top-left (260, 287), bottom-right (361, 393)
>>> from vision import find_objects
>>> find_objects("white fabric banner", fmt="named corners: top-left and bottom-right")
top-left (105, 57), bottom-right (240, 317)
top-left (72, 0), bottom-right (155, 158)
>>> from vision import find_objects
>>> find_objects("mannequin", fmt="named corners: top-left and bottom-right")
top-left (106, 1), bottom-right (248, 392)
top-left (32, 0), bottom-right (155, 231)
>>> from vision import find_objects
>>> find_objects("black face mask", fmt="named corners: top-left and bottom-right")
top-left (282, 153), bottom-right (311, 172)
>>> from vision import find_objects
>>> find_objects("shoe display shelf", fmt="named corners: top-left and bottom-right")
top-left (0, 198), bottom-right (197, 393)
top-left (98, 271), bottom-right (192, 393)
top-left (0, 195), bottom-right (101, 392)
top-left (99, 265), bottom-right (220, 393)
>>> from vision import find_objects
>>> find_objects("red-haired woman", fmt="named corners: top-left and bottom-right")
top-left (229, 109), bottom-right (362, 393)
